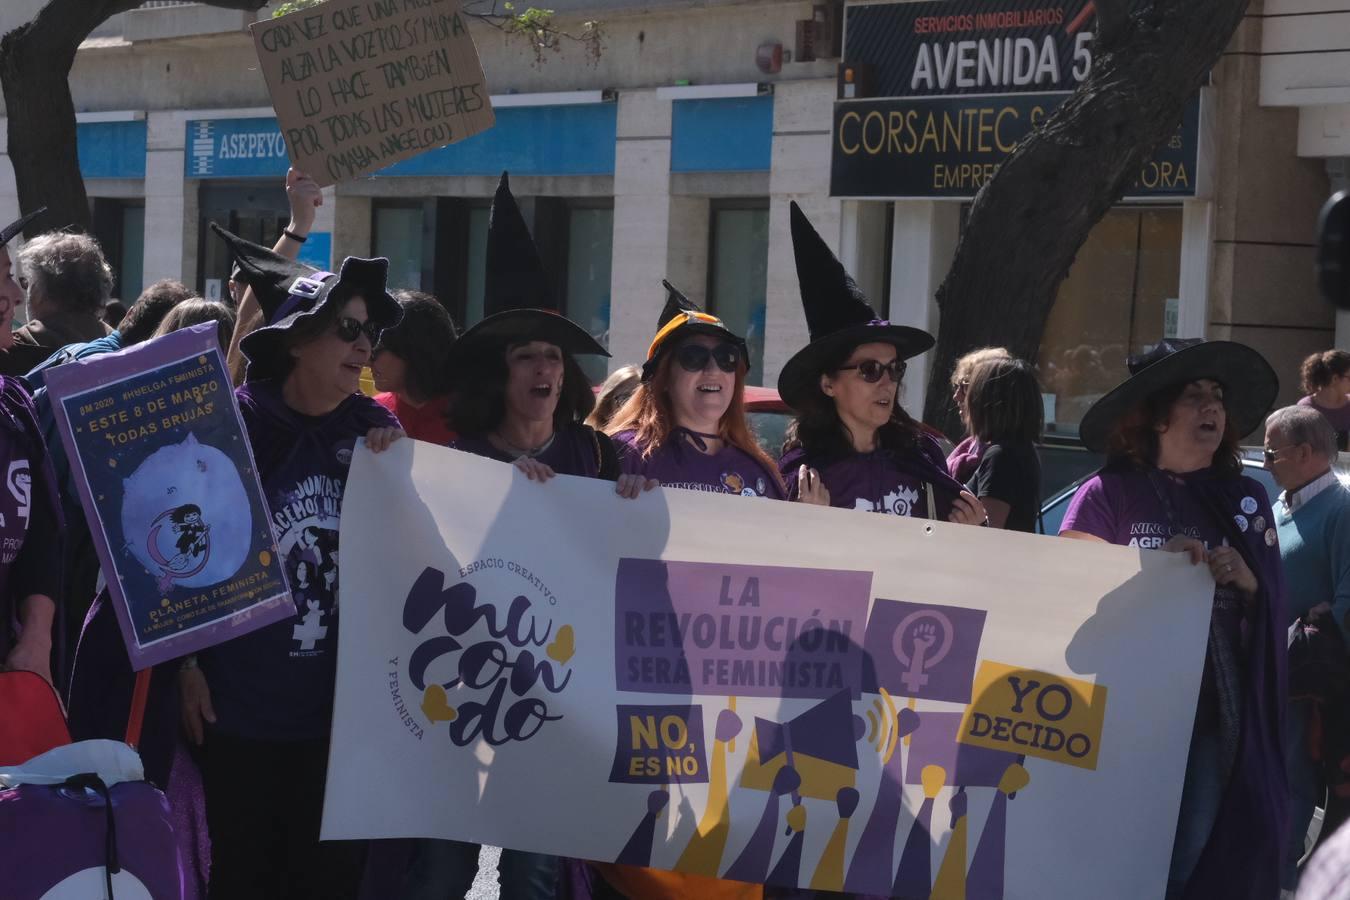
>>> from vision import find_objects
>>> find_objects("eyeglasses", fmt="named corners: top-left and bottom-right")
top-left (334, 316), bottom-right (382, 345)
top-left (1263, 445), bottom-right (1299, 464)
top-left (676, 342), bottom-right (741, 374)
top-left (837, 359), bottom-right (907, 384)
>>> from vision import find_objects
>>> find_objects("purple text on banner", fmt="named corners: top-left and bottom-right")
top-left (45, 324), bottom-right (292, 670)
top-left (614, 558), bottom-right (872, 698)
top-left (609, 704), bottom-right (709, 785)
top-left (863, 599), bottom-right (986, 703)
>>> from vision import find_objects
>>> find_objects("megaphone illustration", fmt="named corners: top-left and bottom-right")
top-left (741, 690), bottom-right (859, 800)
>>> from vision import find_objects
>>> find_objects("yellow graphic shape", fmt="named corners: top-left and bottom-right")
top-left (998, 763), bottom-right (1030, 796)
top-left (921, 764), bottom-right (947, 799)
top-left (881, 689), bottom-right (900, 764)
top-left (931, 811), bottom-right (968, 900)
top-left (958, 660), bottom-right (1107, 770)
top-left (809, 812), bottom-right (851, 892)
top-left (785, 804), bottom-right (807, 833)
top-left (677, 711), bottom-right (735, 876)
top-left (259, 550), bottom-right (272, 567)
top-left (421, 684), bottom-right (457, 723)
top-left (739, 727), bottom-right (856, 801)
top-left (547, 624), bottom-right (575, 665)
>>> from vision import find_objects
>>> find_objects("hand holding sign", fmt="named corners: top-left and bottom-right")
top-left (250, 0), bottom-right (495, 187)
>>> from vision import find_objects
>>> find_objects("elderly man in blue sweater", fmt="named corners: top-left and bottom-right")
top-left (1266, 404), bottom-right (1350, 891)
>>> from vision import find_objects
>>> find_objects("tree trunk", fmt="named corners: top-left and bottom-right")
top-left (921, 0), bottom-right (1251, 436)
top-left (0, 0), bottom-right (265, 239)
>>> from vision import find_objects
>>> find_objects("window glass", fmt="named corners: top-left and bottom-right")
top-left (1038, 207), bottom-right (1182, 437)
top-left (119, 205), bottom-right (145, 300)
top-left (566, 206), bottom-right (614, 384)
top-left (374, 205), bottom-right (424, 292)
top-left (464, 206), bottom-right (490, 327)
top-left (708, 205), bottom-right (769, 386)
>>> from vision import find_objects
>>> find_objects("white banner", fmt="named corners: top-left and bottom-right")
top-left (325, 441), bottom-right (1213, 898)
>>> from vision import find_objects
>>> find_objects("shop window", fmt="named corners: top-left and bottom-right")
top-left (374, 202), bottom-right (429, 293)
top-left (1037, 206), bottom-right (1182, 437)
top-left (463, 205), bottom-right (490, 327)
top-left (563, 206), bottom-right (614, 384)
top-left (197, 183), bottom-right (288, 300)
top-left (707, 201), bottom-right (769, 386)
top-left (91, 198), bottom-right (145, 302)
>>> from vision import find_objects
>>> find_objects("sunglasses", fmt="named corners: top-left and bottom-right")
top-left (1263, 445), bottom-right (1299, 463)
top-left (334, 316), bottom-right (382, 345)
top-left (676, 342), bottom-right (741, 374)
top-left (837, 359), bottom-right (907, 384)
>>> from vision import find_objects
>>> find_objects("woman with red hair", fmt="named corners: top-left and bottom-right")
top-left (606, 280), bottom-right (784, 501)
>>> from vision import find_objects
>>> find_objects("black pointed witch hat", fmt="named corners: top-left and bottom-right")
top-left (211, 223), bottom-right (402, 381)
top-left (640, 279), bottom-right (748, 382)
top-left (453, 172), bottom-right (608, 359)
top-left (777, 202), bottom-right (933, 411)
top-left (0, 208), bottom-right (45, 247)
top-left (1077, 338), bottom-right (1278, 452)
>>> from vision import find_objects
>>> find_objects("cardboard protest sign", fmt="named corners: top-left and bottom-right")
top-left (250, 0), bottom-right (495, 187)
top-left (325, 442), bottom-right (1215, 897)
top-left (46, 325), bottom-right (291, 670)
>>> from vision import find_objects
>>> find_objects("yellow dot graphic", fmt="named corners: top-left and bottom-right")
top-left (198, 355), bottom-right (207, 364)
top-left (259, 550), bottom-right (272, 567)
top-left (108, 459), bottom-right (117, 468)
top-left (161, 598), bottom-right (170, 608)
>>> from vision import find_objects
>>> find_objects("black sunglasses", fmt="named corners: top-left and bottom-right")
top-left (335, 316), bottom-right (382, 345)
top-left (676, 342), bottom-right (741, 374)
top-left (837, 359), bottom-right (906, 384)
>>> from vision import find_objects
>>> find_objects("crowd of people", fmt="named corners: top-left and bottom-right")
top-left (2, 167), bottom-right (1350, 900)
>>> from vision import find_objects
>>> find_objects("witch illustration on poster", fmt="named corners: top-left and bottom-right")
top-left (46, 324), bottom-right (291, 670)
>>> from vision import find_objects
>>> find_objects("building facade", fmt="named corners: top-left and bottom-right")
top-left (0, 0), bottom-right (1334, 434)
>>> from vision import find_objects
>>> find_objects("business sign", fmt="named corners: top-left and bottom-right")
top-left (843, 0), bottom-right (1148, 98)
top-left (45, 325), bottom-right (292, 670)
top-left (186, 117), bottom-right (290, 179)
top-left (831, 91), bottom-right (1200, 199)
top-left (249, 0), bottom-right (495, 187)
top-left (323, 441), bottom-right (1215, 897)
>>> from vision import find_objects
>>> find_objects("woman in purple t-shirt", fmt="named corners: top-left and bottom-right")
top-left (1298, 349), bottom-right (1350, 450)
top-left (1060, 338), bottom-right (1287, 900)
top-left (606, 280), bottom-right (784, 502)
top-left (180, 225), bottom-right (405, 900)
top-left (775, 202), bottom-right (984, 525)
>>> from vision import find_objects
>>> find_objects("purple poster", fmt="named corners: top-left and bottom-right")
top-left (46, 324), bottom-right (292, 670)
top-left (614, 558), bottom-right (871, 698)
top-left (863, 599), bottom-right (986, 703)
top-left (904, 711), bottom-right (1017, 787)
top-left (609, 704), bottom-right (709, 785)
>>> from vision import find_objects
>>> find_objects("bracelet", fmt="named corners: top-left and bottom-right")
top-left (283, 228), bottom-right (308, 244)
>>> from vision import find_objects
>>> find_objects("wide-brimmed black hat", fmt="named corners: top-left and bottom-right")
top-left (211, 223), bottom-right (402, 381)
top-left (1078, 338), bottom-right (1279, 452)
top-left (777, 202), bottom-right (933, 411)
top-left (453, 172), bottom-right (607, 360)
top-left (640, 280), bottom-right (747, 382)
top-left (0, 208), bottom-right (44, 247)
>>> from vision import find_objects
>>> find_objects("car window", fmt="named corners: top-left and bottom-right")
top-left (749, 410), bottom-right (790, 459)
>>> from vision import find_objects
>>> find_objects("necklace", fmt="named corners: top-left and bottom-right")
top-left (675, 427), bottom-right (721, 452)
top-left (491, 430), bottom-right (556, 460)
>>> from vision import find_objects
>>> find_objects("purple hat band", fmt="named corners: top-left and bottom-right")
top-left (272, 271), bottom-right (335, 324)
top-left (868, 318), bottom-right (890, 326)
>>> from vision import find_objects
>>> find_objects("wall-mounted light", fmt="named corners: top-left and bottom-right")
top-left (489, 89), bottom-right (615, 108)
top-left (655, 83), bottom-right (772, 100)
top-left (757, 42), bottom-right (783, 75)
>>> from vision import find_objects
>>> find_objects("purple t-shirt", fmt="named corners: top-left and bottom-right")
top-left (612, 430), bottom-right (785, 500)
top-left (779, 433), bottom-right (955, 519)
top-left (1300, 395), bottom-right (1350, 450)
top-left (198, 381), bottom-right (398, 741)
top-left (0, 376), bottom-right (59, 662)
top-left (1060, 467), bottom-right (1272, 551)
top-left (451, 422), bottom-right (612, 479)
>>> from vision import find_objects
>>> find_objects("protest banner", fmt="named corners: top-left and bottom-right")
top-left (250, 0), bottom-right (496, 187)
top-left (46, 325), bottom-right (291, 670)
top-left (325, 441), bottom-right (1215, 897)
